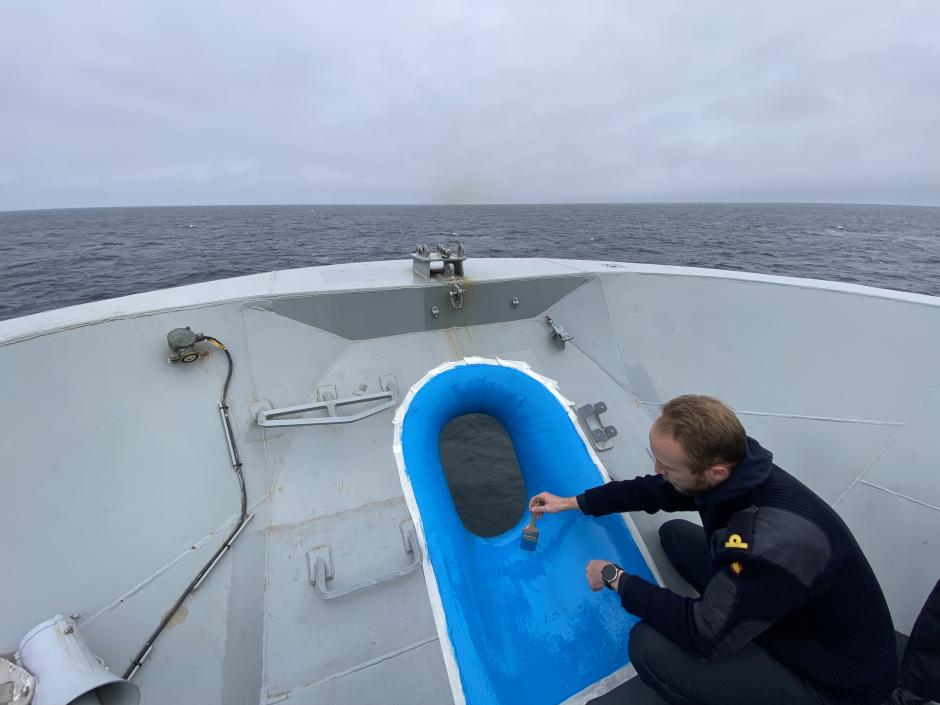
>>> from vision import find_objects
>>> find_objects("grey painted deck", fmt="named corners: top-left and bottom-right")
top-left (1, 258), bottom-right (938, 704)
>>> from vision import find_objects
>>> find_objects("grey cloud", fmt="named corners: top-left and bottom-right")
top-left (0, 0), bottom-right (937, 210)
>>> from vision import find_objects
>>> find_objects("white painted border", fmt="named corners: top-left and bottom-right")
top-left (560, 664), bottom-right (637, 705)
top-left (392, 356), bottom-right (662, 705)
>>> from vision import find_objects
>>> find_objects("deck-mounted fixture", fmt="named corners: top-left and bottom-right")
top-left (449, 282), bottom-right (465, 311)
top-left (576, 401), bottom-right (618, 451)
top-left (166, 327), bottom-right (205, 363)
top-left (255, 377), bottom-right (399, 428)
top-left (544, 315), bottom-right (574, 350)
top-left (0, 655), bottom-right (34, 705)
top-left (412, 242), bottom-right (466, 280)
top-left (18, 615), bottom-right (140, 705)
top-left (307, 521), bottom-right (422, 600)
top-left (413, 243), bottom-right (468, 312)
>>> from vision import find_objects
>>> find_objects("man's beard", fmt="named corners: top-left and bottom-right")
top-left (671, 476), bottom-right (713, 496)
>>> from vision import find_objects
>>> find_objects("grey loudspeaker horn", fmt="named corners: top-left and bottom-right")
top-left (17, 616), bottom-right (139, 705)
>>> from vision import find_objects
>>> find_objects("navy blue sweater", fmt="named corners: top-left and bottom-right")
top-left (578, 437), bottom-right (897, 705)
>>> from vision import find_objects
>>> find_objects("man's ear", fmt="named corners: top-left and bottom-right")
top-left (706, 463), bottom-right (732, 484)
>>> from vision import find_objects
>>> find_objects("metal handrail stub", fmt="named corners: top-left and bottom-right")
top-left (256, 390), bottom-right (395, 427)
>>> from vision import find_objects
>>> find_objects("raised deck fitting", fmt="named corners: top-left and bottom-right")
top-left (544, 314), bottom-right (574, 350)
top-left (255, 392), bottom-right (396, 427)
top-left (307, 521), bottom-right (421, 600)
top-left (0, 656), bottom-right (34, 705)
top-left (412, 242), bottom-right (466, 280)
top-left (166, 326), bottom-right (205, 363)
top-left (18, 616), bottom-right (139, 705)
top-left (448, 282), bottom-right (465, 310)
top-left (255, 377), bottom-right (399, 427)
top-left (577, 401), bottom-right (619, 451)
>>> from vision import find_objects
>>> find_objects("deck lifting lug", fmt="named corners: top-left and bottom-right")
top-left (545, 315), bottom-right (573, 350)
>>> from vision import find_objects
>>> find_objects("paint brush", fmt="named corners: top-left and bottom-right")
top-left (520, 500), bottom-right (543, 551)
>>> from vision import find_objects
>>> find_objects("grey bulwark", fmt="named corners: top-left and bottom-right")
top-left (267, 276), bottom-right (590, 339)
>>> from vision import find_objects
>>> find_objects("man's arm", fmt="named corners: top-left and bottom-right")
top-left (615, 507), bottom-right (834, 660)
top-left (616, 561), bottom-right (807, 660)
top-left (531, 475), bottom-right (696, 517)
top-left (578, 474), bottom-right (697, 516)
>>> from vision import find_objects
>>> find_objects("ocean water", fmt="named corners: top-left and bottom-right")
top-left (0, 203), bottom-right (938, 322)
top-left (440, 413), bottom-right (526, 537)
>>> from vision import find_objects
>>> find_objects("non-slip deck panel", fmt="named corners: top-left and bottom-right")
top-left (398, 361), bottom-right (656, 705)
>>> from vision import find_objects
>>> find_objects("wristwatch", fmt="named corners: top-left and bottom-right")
top-left (601, 563), bottom-right (624, 590)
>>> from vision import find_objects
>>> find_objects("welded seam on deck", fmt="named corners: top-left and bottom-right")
top-left (82, 494), bottom-right (269, 628)
top-left (239, 306), bottom-right (261, 401)
top-left (855, 481), bottom-right (940, 513)
top-left (539, 273), bottom-right (647, 403)
top-left (637, 400), bottom-right (905, 427)
top-left (834, 380), bottom-right (940, 506)
top-left (597, 276), bottom-right (639, 399)
top-left (265, 635), bottom-right (441, 704)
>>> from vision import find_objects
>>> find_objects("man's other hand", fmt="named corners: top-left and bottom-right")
top-left (528, 492), bottom-right (578, 514)
top-left (586, 559), bottom-right (612, 591)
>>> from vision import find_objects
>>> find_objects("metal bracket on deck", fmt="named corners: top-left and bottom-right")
top-left (412, 242), bottom-right (466, 280)
top-left (545, 315), bottom-right (573, 350)
top-left (307, 521), bottom-right (422, 600)
top-left (256, 378), bottom-right (398, 427)
top-left (0, 656), bottom-right (33, 705)
top-left (449, 282), bottom-right (465, 311)
top-left (577, 401), bottom-right (618, 451)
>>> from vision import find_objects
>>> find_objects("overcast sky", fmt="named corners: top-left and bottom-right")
top-left (1, 1), bottom-right (938, 210)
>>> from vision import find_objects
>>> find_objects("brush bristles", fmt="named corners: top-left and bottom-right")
top-left (520, 528), bottom-right (539, 551)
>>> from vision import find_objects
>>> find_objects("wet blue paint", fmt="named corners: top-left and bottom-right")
top-left (400, 363), bottom-right (656, 705)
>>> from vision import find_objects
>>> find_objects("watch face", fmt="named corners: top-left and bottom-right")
top-left (601, 563), bottom-right (617, 583)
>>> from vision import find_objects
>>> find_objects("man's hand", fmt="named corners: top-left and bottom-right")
top-left (586, 559), bottom-right (621, 592)
top-left (528, 492), bottom-right (579, 514)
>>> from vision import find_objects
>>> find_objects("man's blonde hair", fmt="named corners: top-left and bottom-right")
top-left (656, 395), bottom-right (747, 473)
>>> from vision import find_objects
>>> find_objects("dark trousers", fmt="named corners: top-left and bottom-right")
top-left (629, 519), bottom-right (825, 705)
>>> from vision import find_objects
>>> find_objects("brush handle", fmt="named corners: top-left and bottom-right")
top-left (526, 510), bottom-right (543, 531)
top-left (531, 499), bottom-right (544, 523)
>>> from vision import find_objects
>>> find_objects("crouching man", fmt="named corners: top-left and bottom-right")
top-left (531, 395), bottom-right (897, 705)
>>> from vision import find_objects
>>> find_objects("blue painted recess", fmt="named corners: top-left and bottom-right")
top-left (399, 363), bottom-right (656, 705)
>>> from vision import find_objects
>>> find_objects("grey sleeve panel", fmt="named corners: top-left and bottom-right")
top-left (693, 571), bottom-right (739, 642)
top-left (751, 507), bottom-right (832, 588)
top-left (692, 572), bottom-right (774, 659)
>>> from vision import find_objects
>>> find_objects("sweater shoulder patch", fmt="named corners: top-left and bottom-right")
top-left (750, 506), bottom-right (832, 588)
